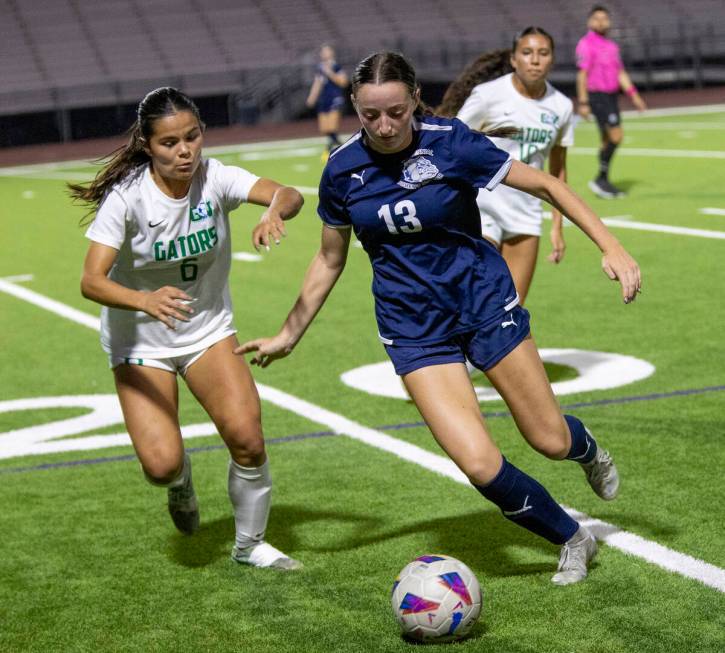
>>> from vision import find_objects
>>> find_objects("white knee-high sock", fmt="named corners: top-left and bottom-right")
top-left (228, 459), bottom-right (272, 549)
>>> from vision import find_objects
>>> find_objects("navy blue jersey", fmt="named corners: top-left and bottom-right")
top-left (318, 116), bottom-right (518, 345)
top-left (317, 63), bottom-right (345, 109)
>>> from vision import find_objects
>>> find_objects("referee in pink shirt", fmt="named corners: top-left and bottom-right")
top-left (576, 5), bottom-right (647, 199)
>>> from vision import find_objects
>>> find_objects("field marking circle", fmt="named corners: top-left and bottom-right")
top-left (340, 349), bottom-right (655, 401)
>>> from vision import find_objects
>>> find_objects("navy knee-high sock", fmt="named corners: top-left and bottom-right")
top-left (474, 457), bottom-right (579, 545)
top-left (564, 414), bottom-right (597, 464)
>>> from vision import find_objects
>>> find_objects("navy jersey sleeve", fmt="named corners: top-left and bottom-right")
top-left (317, 164), bottom-right (351, 228)
top-left (447, 118), bottom-right (512, 190)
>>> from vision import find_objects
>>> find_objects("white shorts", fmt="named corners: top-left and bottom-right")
top-left (108, 329), bottom-right (239, 377)
top-left (109, 349), bottom-right (209, 376)
top-left (480, 211), bottom-right (542, 245)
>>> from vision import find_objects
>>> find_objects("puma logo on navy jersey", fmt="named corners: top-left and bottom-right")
top-left (502, 495), bottom-right (532, 517)
top-left (398, 156), bottom-right (442, 189)
top-left (351, 170), bottom-right (366, 185)
top-left (501, 313), bottom-right (517, 328)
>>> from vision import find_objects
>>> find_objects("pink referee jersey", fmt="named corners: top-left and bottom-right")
top-left (575, 30), bottom-right (623, 93)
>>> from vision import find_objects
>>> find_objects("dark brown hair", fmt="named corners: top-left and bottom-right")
top-left (351, 51), bottom-right (433, 116)
top-left (437, 26), bottom-right (555, 118)
top-left (68, 87), bottom-right (204, 222)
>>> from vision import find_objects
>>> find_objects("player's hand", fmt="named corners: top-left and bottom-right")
top-left (577, 104), bottom-right (592, 120)
top-left (548, 228), bottom-right (566, 263)
top-left (140, 286), bottom-right (195, 329)
top-left (601, 244), bottom-right (642, 304)
top-left (633, 95), bottom-right (647, 112)
top-left (234, 334), bottom-right (292, 368)
top-left (252, 210), bottom-right (287, 252)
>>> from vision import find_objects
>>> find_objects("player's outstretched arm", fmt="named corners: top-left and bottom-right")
top-left (547, 145), bottom-right (568, 264)
top-left (502, 160), bottom-right (641, 303)
top-left (247, 179), bottom-right (304, 251)
top-left (235, 225), bottom-right (351, 367)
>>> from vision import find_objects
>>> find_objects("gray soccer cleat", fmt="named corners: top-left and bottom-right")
top-left (581, 446), bottom-right (620, 501)
top-left (231, 542), bottom-right (303, 571)
top-left (552, 525), bottom-right (598, 586)
top-left (167, 455), bottom-right (200, 535)
top-left (588, 178), bottom-right (625, 199)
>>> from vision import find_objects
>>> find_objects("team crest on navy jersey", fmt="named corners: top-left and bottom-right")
top-left (398, 156), bottom-right (443, 189)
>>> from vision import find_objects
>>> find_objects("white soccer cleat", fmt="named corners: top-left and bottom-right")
top-left (581, 446), bottom-right (620, 501)
top-left (551, 525), bottom-right (598, 586)
top-left (231, 542), bottom-right (303, 571)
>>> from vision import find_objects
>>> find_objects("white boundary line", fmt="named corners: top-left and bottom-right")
top-left (1, 102), bottom-right (724, 174)
top-left (0, 277), bottom-right (723, 593)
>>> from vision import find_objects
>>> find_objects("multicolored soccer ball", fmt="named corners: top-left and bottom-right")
top-left (390, 554), bottom-right (482, 643)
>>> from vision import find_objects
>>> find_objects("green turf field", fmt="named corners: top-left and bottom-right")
top-left (1, 108), bottom-right (724, 652)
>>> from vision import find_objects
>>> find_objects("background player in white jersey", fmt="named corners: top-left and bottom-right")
top-left (69, 87), bottom-right (304, 570)
top-left (439, 27), bottom-right (572, 305)
top-left (238, 52), bottom-right (642, 585)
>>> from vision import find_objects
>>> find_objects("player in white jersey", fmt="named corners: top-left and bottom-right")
top-left (439, 27), bottom-right (573, 304)
top-left (69, 87), bottom-right (305, 570)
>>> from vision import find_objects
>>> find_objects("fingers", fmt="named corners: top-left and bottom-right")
top-left (252, 219), bottom-right (287, 252)
top-left (233, 340), bottom-right (261, 355)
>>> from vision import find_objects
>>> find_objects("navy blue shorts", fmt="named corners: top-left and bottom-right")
top-left (384, 305), bottom-right (530, 376)
top-left (317, 94), bottom-right (345, 114)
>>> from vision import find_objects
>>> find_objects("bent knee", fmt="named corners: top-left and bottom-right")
top-left (143, 457), bottom-right (184, 485)
top-left (222, 423), bottom-right (266, 462)
top-left (529, 430), bottom-right (570, 460)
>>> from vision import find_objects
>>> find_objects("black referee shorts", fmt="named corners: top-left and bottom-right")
top-left (589, 92), bottom-right (621, 132)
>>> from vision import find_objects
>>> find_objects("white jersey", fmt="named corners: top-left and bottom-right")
top-left (457, 73), bottom-right (574, 239)
top-left (85, 158), bottom-right (259, 358)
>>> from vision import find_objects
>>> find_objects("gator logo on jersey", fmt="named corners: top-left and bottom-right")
top-left (398, 156), bottom-right (442, 189)
top-left (541, 112), bottom-right (559, 126)
top-left (190, 200), bottom-right (214, 222)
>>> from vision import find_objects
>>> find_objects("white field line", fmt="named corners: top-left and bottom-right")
top-left (1, 278), bottom-right (723, 593)
top-left (542, 213), bottom-right (725, 240)
top-left (570, 146), bottom-right (725, 159)
top-left (1, 102), bottom-right (724, 175)
top-left (700, 208), bottom-right (725, 216)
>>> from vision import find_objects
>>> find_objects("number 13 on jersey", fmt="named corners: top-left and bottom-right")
top-left (377, 200), bottom-right (422, 234)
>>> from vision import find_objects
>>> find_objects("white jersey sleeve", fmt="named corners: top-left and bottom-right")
top-left (85, 190), bottom-right (127, 250)
top-left (210, 159), bottom-right (260, 212)
top-left (555, 98), bottom-right (575, 148)
top-left (456, 86), bottom-right (490, 132)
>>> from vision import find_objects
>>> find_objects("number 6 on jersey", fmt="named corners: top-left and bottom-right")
top-left (378, 200), bottom-right (422, 234)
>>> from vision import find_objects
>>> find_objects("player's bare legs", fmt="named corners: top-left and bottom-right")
top-left (185, 335), bottom-right (301, 570)
top-left (318, 110), bottom-right (342, 159)
top-left (402, 362), bottom-right (502, 484)
top-left (403, 362), bottom-right (593, 583)
top-left (500, 235), bottom-right (540, 306)
top-left (114, 365), bottom-right (199, 534)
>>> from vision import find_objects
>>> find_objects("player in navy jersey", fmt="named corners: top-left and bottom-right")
top-left (238, 52), bottom-right (642, 585)
top-left (306, 44), bottom-right (349, 159)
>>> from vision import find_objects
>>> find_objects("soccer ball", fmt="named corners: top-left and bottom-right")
top-left (390, 554), bottom-right (482, 643)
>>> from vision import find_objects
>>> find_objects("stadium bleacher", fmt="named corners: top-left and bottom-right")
top-left (1, 0), bottom-right (723, 143)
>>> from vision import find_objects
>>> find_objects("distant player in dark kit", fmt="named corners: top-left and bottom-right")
top-left (306, 44), bottom-right (349, 159)
top-left (70, 87), bottom-right (304, 570)
top-left (238, 52), bottom-right (642, 585)
top-left (576, 5), bottom-right (647, 199)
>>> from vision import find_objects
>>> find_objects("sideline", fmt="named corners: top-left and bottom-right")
top-left (0, 276), bottom-right (723, 593)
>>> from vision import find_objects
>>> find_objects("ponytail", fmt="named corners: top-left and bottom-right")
top-left (437, 49), bottom-right (512, 118)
